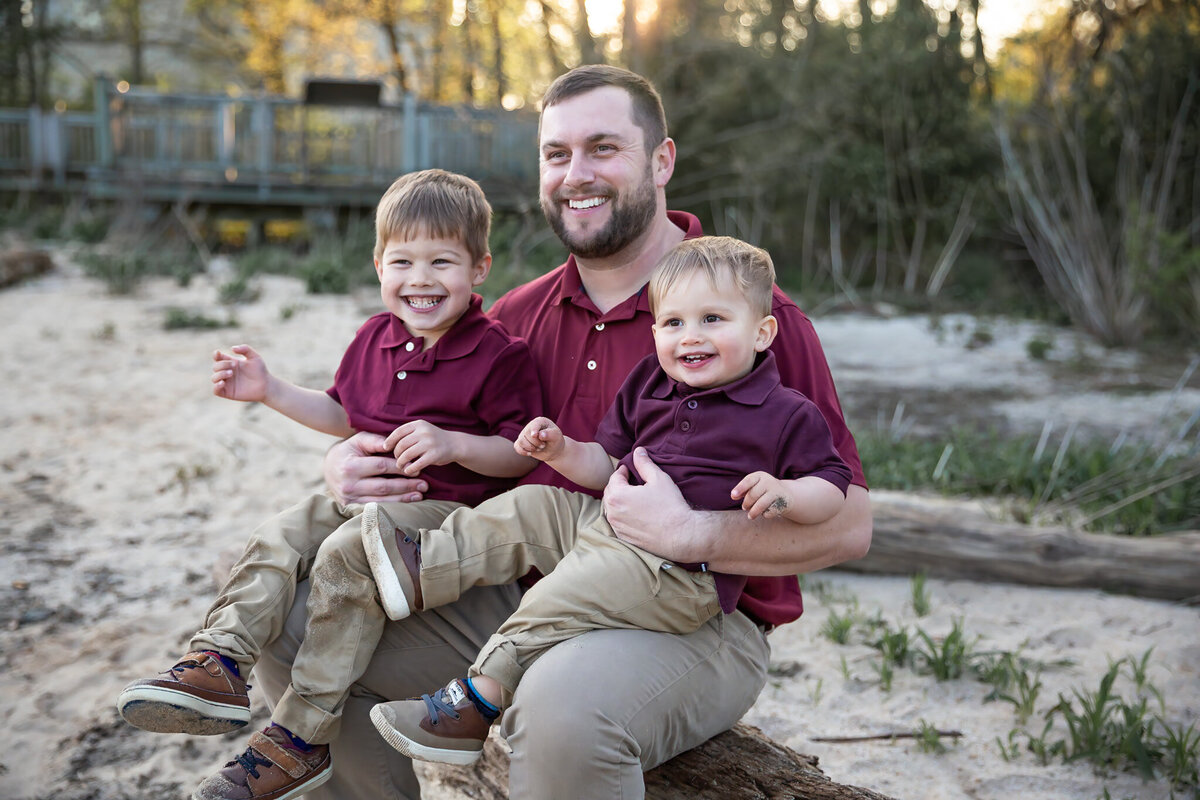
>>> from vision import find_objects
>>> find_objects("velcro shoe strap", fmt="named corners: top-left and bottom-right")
top-left (248, 731), bottom-right (308, 779)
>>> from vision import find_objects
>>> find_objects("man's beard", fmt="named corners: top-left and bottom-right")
top-left (542, 169), bottom-right (657, 260)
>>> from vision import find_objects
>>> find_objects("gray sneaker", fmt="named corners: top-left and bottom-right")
top-left (360, 502), bottom-right (423, 620)
top-left (369, 678), bottom-right (492, 765)
top-left (117, 651), bottom-right (251, 735)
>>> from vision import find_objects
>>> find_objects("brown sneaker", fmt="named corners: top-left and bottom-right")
top-left (369, 678), bottom-right (493, 765)
top-left (191, 726), bottom-right (331, 800)
top-left (117, 651), bottom-right (250, 735)
top-left (360, 502), bottom-right (423, 620)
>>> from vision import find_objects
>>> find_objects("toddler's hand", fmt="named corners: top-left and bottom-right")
top-left (212, 345), bottom-right (269, 403)
top-left (515, 417), bottom-right (564, 461)
top-left (731, 471), bottom-right (791, 520)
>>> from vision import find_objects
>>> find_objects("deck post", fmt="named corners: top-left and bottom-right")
top-left (93, 77), bottom-right (113, 170)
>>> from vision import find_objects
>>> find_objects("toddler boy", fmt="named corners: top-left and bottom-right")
top-left (363, 236), bottom-right (852, 765)
top-left (116, 169), bottom-right (541, 799)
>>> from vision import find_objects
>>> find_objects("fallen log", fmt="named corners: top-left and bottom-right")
top-left (841, 495), bottom-right (1200, 602)
top-left (421, 722), bottom-right (899, 800)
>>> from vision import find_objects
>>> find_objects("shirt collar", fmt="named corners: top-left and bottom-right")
top-left (650, 350), bottom-right (781, 406)
top-left (377, 294), bottom-right (489, 359)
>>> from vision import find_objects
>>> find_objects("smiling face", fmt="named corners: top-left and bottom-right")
top-left (651, 269), bottom-right (777, 390)
top-left (375, 233), bottom-right (490, 349)
top-left (538, 86), bottom-right (664, 260)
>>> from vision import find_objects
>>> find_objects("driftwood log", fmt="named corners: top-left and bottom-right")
top-left (842, 496), bottom-right (1200, 602)
top-left (421, 723), bottom-right (898, 800)
top-left (0, 248), bottom-right (53, 288)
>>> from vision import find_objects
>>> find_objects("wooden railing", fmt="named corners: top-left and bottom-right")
top-left (0, 79), bottom-right (539, 208)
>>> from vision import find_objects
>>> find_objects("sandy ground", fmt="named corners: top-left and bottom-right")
top-left (0, 254), bottom-right (1197, 800)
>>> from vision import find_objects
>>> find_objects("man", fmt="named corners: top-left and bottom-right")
top-left (257, 65), bottom-right (872, 799)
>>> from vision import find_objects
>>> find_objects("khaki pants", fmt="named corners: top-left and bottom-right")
top-left (190, 492), bottom-right (463, 742)
top-left (418, 485), bottom-right (722, 705)
top-left (259, 580), bottom-right (769, 800)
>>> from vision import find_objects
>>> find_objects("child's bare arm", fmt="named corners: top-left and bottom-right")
top-left (386, 420), bottom-right (535, 479)
top-left (731, 473), bottom-right (845, 525)
top-left (213, 344), bottom-right (354, 437)
top-left (515, 417), bottom-right (618, 490)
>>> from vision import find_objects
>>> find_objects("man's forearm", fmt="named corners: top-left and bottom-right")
top-left (689, 486), bottom-right (872, 576)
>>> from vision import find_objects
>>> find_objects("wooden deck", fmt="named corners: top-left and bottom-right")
top-left (0, 79), bottom-right (539, 209)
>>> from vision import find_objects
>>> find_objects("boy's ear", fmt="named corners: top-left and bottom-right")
top-left (755, 314), bottom-right (778, 352)
top-left (373, 257), bottom-right (383, 280)
top-left (471, 253), bottom-right (493, 286)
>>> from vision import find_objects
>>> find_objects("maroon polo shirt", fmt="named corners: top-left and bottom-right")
top-left (328, 294), bottom-right (542, 508)
top-left (595, 350), bottom-right (852, 619)
top-left (488, 211), bottom-right (866, 625)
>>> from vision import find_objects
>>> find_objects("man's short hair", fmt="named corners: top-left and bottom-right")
top-left (541, 65), bottom-right (668, 154)
top-left (375, 169), bottom-right (492, 263)
top-left (649, 236), bottom-right (776, 319)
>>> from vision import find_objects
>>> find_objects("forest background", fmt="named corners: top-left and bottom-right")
top-left (1, 0), bottom-right (1198, 531)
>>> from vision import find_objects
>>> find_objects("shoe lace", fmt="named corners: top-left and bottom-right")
top-left (170, 658), bottom-right (251, 690)
top-left (232, 746), bottom-right (274, 781)
top-left (422, 688), bottom-right (461, 726)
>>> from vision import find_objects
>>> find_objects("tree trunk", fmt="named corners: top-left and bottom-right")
top-left (421, 723), bottom-right (899, 800)
top-left (842, 496), bottom-right (1200, 601)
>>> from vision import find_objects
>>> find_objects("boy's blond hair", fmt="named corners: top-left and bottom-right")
top-left (375, 169), bottom-right (492, 263)
top-left (649, 236), bottom-right (775, 319)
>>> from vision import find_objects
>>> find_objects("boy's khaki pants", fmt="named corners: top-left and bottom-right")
top-left (189, 493), bottom-right (464, 742)
top-left (192, 485), bottom-right (722, 742)
top-left (417, 485), bottom-right (723, 706)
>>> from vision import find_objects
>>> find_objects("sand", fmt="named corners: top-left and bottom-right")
top-left (0, 253), bottom-right (1196, 799)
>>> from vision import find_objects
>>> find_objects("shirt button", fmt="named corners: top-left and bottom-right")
top-left (687, 399), bottom-right (698, 409)
top-left (680, 421), bottom-right (691, 431)
top-left (586, 360), bottom-right (597, 371)
top-left (405, 342), bottom-right (415, 352)
top-left (594, 323), bottom-right (605, 331)
top-left (395, 371), bottom-right (407, 380)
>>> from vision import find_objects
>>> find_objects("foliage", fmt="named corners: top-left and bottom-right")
top-left (856, 425), bottom-right (1200, 536)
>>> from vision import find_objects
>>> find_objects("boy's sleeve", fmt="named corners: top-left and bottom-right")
top-left (474, 340), bottom-right (544, 441)
top-left (777, 397), bottom-right (854, 496)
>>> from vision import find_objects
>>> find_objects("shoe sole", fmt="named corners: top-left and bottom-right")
top-left (369, 704), bottom-right (482, 766)
top-left (117, 685), bottom-right (250, 735)
top-left (361, 503), bottom-right (413, 621)
top-left (190, 760), bottom-right (332, 800)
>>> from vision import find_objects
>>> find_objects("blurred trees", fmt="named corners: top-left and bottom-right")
top-left (2, 0), bottom-right (1196, 343)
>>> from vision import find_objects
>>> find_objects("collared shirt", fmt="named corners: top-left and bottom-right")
top-left (488, 211), bottom-right (866, 625)
top-left (328, 294), bottom-right (542, 507)
top-left (595, 350), bottom-right (852, 617)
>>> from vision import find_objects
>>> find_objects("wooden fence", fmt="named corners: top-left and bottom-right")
top-left (0, 79), bottom-right (539, 209)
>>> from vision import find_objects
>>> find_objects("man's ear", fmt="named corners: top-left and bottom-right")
top-left (755, 314), bottom-right (778, 352)
top-left (472, 254), bottom-right (493, 286)
top-left (652, 138), bottom-right (676, 189)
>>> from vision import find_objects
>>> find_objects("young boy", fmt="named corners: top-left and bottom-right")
top-left (362, 236), bottom-right (853, 765)
top-left (115, 169), bottom-right (541, 799)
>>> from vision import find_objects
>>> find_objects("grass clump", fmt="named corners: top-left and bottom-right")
top-left (857, 426), bottom-right (1200, 536)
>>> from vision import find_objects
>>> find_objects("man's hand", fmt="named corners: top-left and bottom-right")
top-left (602, 447), bottom-right (704, 563)
top-left (385, 420), bottom-right (459, 477)
top-left (514, 417), bottom-right (565, 461)
top-left (212, 345), bottom-right (269, 402)
top-left (731, 471), bottom-right (791, 520)
top-left (324, 431), bottom-right (428, 505)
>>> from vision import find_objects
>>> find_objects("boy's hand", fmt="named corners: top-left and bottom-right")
top-left (386, 420), bottom-right (458, 476)
top-left (212, 345), bottom-right (269, 402)
top-left (731, 471), bottom-right (792, 520)
top-left (515, 417), bottom-right (564, 461)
